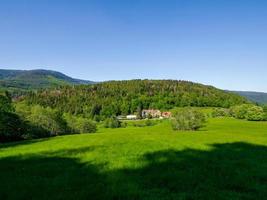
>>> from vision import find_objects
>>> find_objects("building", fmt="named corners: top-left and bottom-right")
top-left (142, 109), bottom-right (161, 118)
top-left (126, 115), bottom-right (137, 120)
top-left (161, 111), bottom-right (172, 118)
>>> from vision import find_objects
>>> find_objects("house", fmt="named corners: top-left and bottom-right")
top-left (142, 109), bottom-right (161, 118)
top-left (126, 115), bottom-right (137, 120)
top-left (161, 111), bottom-right (172, 118)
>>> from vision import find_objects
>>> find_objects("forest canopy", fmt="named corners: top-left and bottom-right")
top-left (23, 80), bottom-right (248, 119)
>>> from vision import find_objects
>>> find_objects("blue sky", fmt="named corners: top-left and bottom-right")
top-left (0, 0), bottom-right (267, 91)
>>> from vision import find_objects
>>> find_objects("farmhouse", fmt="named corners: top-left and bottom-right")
top-left (142, 109), bottom-right (161, 118)
top-left (162, 111), bottom-right (172, 118)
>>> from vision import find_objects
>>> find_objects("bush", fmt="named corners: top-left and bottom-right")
top-left (132, 119), bottom-right (157, 127)
top-left (104, 117), bottom-right (121, 128)
top-left (76, 118), bottom-right (97, 133)
top-left (121, 121), bottom-right (128, 128)
top-left (212, 108), bottom-right (230, 118)
top-left (230, 104), bottom-right (252, 119)
top-left (230, 104), bottom-right (265, 121)
top-left (171, 108), bottom-right (206, 131)
top-left (246, 106), bottom-right (265, 121)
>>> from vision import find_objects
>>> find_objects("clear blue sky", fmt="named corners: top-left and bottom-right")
top-left (1, 0), bottom-right (267, 92)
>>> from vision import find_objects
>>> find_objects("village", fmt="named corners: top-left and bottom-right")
top-left (117, 109), bottom-right (172, 120)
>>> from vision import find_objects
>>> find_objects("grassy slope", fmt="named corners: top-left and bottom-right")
top-left (1, 118), bottom-right (267, 199)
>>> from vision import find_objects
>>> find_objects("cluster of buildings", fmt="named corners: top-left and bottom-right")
top-left (118, 109), bottom-right (172, 120)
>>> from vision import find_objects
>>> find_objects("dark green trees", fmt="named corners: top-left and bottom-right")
top-left (0, 92), bottom-right (25, 142)
top-left (24, 80), bottom-right (247, 119)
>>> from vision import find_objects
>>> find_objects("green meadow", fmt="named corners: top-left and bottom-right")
top-left (1, 118), bottom-right (267, 200)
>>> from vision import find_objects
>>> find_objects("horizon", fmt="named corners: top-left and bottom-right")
top-left (1, 1), bottom-right (267, 92)
top-left (1, 67), bottom-right (267, 93)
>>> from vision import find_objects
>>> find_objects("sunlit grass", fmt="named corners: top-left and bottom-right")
top-left (1, 118), bottom-right (267, 199)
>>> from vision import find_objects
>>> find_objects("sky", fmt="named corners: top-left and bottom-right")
top-left (0, 0), bottom-right (267, 92)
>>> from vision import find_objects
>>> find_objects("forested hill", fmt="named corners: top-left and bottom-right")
top-left (0, 69), bottom-right (94, 93)
top-left (25, 80), bottom-right (247, 119)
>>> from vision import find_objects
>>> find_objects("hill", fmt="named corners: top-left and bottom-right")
top-left (231, 91), bottom-right (267, 104)
top-left (25, 80), bottom-right (248, 118)
top-left (0, 69), bottom-right (94, 93)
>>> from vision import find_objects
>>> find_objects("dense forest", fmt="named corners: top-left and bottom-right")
top-left (24, 80), bottom-right (247, 120)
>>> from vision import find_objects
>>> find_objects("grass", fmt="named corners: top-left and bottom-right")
top-left (1, 118), bottom-right (267, 199)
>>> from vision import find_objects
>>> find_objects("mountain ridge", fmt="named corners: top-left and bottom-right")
top-left (0, 69), bottom-right (94, 92)
top-left (229, 90), bottom-right (267, 104)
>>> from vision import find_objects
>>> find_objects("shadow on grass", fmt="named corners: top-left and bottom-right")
top-left (0, 138), bottom-right (50, 149)
top-left (1, 142), bottom-right (267, 199)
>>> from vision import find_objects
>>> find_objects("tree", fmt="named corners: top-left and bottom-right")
top-left (104, 117), bottom-right (121, 128)
top-left (63, 113), bottom-right (97, 133)
top-left (28, 105), bottom-right (67, 136)
top-left (0, 91), bottom-right (14, 113)
top-left (0, 112), bottom-right (24, 142)
top-left (171, 108), bottom-right (206, 131)
top-left (0, 92), bottom-right (25, 142)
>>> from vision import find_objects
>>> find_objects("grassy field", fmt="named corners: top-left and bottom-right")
top-left (1, 118), bottom-right (267, 200)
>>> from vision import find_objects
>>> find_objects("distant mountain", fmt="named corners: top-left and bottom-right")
top-left (230, 91), bottom-right (267, 104)
top-left (0, 69), bottom-right (94, 93)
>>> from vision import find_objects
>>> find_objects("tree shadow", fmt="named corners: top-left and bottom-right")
top-left (0, 137), bottom-right (50, 149)
top-left (1, 142), bottom-right (267, 199)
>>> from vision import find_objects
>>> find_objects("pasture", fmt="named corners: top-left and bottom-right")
top-left (1, 118), bottom-right (267, 199)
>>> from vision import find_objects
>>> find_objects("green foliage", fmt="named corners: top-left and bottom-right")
top-left (0, 92), bottom-right (26, 142)
top-left (0, 112), bottom-right (24, 142)
top-left (0, 91), bottom-right (14, 113)
top-left (28, 105), bottom-right (67, 136)
top-left (231, 104), bottom-right (265, 121)
top-left (172, 108), bottom-right (206, 131)
top-left (63, 114), bottom-right (97, 133)
top-left (212, 108), bottom-right (230, 118)
top-left (246, 106), bottom-right (265, 121)
top-left (25, 80), bottom-right (247, 119)
top-left (104, 117), bottom-right (121, 128)
top-left (230, 104), bottom-right (252, 119)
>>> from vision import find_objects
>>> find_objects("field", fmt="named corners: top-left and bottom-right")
top-left (1, 118), bottom-right (267, 200)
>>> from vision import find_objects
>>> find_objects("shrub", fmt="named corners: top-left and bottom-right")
top-left (104, 117), bottom-right (121, 128)
top-left (246, 106), bottom-right (265, 121)
top-left (230, 104), bottom-right (251, 119)
top-left (171, 108), bottom-right (206, 131)
top-left (75, 118), bottom-right (97, 133)
top-left (230, 104), bottom-right (265, 121)
top-left (121, 121), bottom-right (128, 128)
top-left (132, 119), bottom-right (157, 127)
top-left (145, 119), bottom-right (155, 126)
top-left (212, 108), bottom-right (230, 118)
